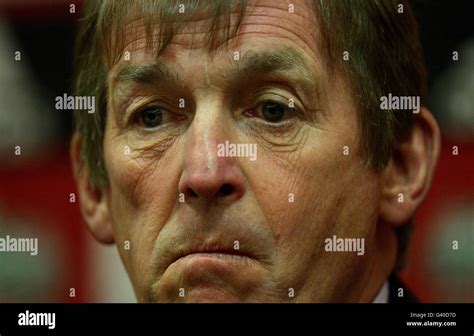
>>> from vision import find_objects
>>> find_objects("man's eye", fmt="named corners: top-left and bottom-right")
top-left (257, 101), bottom-right (290, 123)
top-left (138, 107), bottom-right (163, 128)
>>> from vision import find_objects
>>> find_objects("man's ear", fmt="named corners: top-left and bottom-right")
top-left (70, 132), bottom-right (114, 244)
top-left (379, 107), bottom-right (441, 227)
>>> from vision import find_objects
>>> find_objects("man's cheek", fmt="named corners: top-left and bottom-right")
top-left (244, 156), bottom-right (322, 271)
top-left (105, 136), bottom-right (174, 209)
top-left (104, 140), bottom-right (180, 274)
top-left (106, 151), bottom-right (178, 245)
top-left (267, 180), bottom-right (342, 286)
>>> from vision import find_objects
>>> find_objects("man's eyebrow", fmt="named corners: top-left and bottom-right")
top-left (112, 61), bottom-right (180, 88)
top-left (227, 47), bottom-right (319, 92)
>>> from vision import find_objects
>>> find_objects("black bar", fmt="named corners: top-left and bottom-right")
top-left (0, 304), bottom-right (472, 335)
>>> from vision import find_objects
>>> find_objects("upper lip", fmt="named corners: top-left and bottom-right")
top-left (170, 244), bottom-right (257, 265)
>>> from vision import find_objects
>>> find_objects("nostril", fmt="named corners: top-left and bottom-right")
top-left (218, 183), bottom-right (234, 197)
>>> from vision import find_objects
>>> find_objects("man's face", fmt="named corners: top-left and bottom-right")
top-left (102, 0), bottom-right (383, 302)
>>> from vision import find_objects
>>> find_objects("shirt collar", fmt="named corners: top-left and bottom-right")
top-left (372, 281), bottom-right (389, 303)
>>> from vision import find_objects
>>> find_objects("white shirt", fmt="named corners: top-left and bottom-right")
top-left (372, 281), bottom-right (389, 303)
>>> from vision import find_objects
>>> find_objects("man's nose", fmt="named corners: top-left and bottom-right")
top-left (178, 119), bottom-right (246, 205)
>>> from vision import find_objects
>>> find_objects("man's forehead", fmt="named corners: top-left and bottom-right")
top-left (115, 0), bottom-right (321, 63)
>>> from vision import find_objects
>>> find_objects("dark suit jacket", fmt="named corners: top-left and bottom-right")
top-left (388, 273), bottom-right (419, 303)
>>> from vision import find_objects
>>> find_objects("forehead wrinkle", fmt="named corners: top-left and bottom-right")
top-left (111, 0), bottom-right (248, 59)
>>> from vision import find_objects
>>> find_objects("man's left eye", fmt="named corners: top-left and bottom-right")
top-left (252, 101), bottom-right (294, 123)
top-left (139, 107), bottom-right (163, 128)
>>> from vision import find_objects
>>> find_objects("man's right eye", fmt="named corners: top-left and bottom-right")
top-left (137, 107), bottom-right (163, 128)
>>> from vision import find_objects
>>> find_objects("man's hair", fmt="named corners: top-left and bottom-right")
top-left (73, 0), bottom-right (426, 269)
